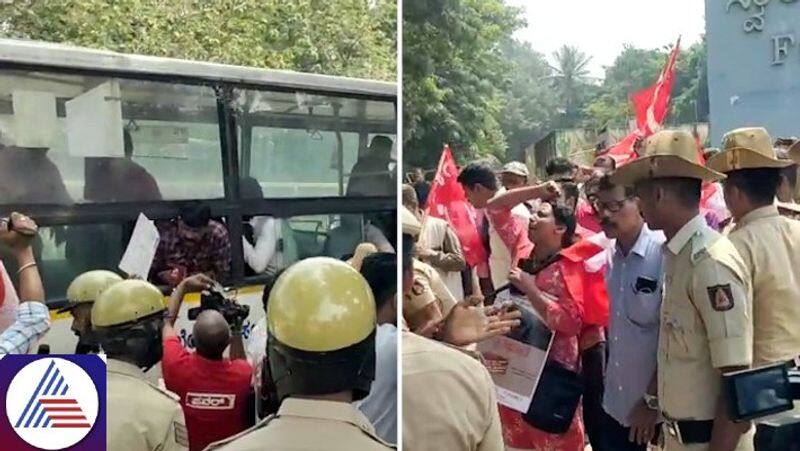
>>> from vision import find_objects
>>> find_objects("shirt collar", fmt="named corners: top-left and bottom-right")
top-left (278, 398), bottom-right (377, 434)
top-left (107, 358), bottom-right (146, 379)
top-left (736, 204), bottom-right (779, 229)
top-left (616, 224), bottom-right (652, 258)
top-left (666, 214), bottom-right (706, 255)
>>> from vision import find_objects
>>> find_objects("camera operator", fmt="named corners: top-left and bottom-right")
top-left (161, 274), bottom-right (253, 451)
top-left (0, 212), bottom-right (49, 355)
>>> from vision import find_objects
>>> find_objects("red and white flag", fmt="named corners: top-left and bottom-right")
top-left (426, 145), bottom-right (488, 267)
top-left (632, 37), bottom-right (681, 136)
top-left (599, 37), bottom-right (681, 167)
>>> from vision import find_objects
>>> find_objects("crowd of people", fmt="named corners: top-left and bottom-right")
top-left (0, 208), bottom-right (400, 450)
top-left (401, 127), bottom-right (800, 451)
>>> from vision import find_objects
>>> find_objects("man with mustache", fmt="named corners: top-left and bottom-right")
top-left (593, 175), bottom-right (665, 450)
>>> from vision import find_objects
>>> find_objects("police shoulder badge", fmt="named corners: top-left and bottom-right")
top-left (707, 284), bottom-right (734, 311)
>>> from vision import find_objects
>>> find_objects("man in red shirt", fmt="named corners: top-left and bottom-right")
top-left (161, 274), bottom-right (253, 451)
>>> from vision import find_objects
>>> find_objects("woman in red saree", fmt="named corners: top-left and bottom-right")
top-left (493, 201), bottom-right (586, 451)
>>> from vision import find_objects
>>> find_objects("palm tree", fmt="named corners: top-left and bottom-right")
top-left (550, 45), bottom-right (592, 124)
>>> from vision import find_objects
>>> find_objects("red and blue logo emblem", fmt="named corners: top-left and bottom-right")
top-left (1, 355), bottom-right (105, 450)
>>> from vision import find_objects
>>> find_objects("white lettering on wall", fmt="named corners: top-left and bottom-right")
top-left (772, 34), bottom-right (797, 65)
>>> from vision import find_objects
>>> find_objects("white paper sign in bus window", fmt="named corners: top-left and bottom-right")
top-left (65, 81), bottom-right (125, 158)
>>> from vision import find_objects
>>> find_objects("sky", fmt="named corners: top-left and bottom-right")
top-left (505, 0), bottom-right (706, 79)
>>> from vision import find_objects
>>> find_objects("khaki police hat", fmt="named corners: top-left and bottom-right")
top-left (789, 140), bottom-right (800, 165)
top-left (92, 279), bottom-right (166, 328)
top-left (707, 127), bottom-right (792, 173)
top-left (402, 206), bottom-right (422, 236)
top-left (60, 270), bottom-right (124, 313)
top-left (611, 130), bottom-right (724, 186)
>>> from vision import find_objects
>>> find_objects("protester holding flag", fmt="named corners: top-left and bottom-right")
top-left (456, 162), bottom-right (539, 293)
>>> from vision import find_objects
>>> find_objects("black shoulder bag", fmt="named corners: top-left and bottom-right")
top-left (516, 255), bottom-right (584, 434)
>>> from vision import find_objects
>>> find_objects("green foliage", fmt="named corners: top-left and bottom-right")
top-left (0, 0), bottom-right (396, 81)
top-left (550, 45), bottom-right (592, 127)
top-left (402, 0), bottom-right (522, 168)
top-left (498, 39), bottom-right (558, 161)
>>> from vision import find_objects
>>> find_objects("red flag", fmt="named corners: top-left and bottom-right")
top-left (426, 145), bottom-right (488, 267)
top-left (632, 37), bottom-right (681, 136)
top-left (559, 233), bottom-right (613, 327)
top-left (602, 131), bottom-right (641, 167)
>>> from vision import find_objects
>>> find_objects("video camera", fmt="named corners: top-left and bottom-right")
top-left (187, 287), bottom-right (250, 327)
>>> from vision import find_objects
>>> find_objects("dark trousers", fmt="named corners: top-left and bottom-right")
top-left (581, 342), bottom-right (606, 450)
top-left (593, 408), bottom-right (648, 451)
top-left (755, 423), bottom-right (800, 451)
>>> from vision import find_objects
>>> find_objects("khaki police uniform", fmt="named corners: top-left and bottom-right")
top-left (728, 205), bottom-right (800, 366)
top-left (707, 127), bottom-right (800, 368)
top-left (204, 398), bottom-right (393, 450)
top-left (107, 358), bottom-right (188, 451)
top-left (660, 215), bottom-right (754, 451)
top-left (414, 259), bottom-right (458, 314)
top-left (612, 130), bottom-right (756, 450)
top-left (402, 330), bottom-right (503, 451)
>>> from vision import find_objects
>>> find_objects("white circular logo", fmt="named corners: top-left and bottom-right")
top-left (5, 358), bottom-right (99, 450)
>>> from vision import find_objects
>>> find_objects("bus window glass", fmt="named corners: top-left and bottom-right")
top-left (0, 70), bottom-right (224, 204)
top-left (235, 90), bottom-right (396, 198)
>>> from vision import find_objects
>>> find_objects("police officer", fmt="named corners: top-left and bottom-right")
top-left (612, 130), bottom-right (754, 451)
top-left (400, 226), bottom-right (505, 451)
top-left (707, 128), bottom-right (800, 450)
top-left (92, 279), bottom-right (189, 451)
top-left (60, 270), bottom-right (122, 354)
top-left (206, 257), bottom-right (393, 450)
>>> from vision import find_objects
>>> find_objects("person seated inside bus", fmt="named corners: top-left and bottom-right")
top-left (323, 214), bottom-right (394, 261)
top-left (84, 128), bottom-right (162, 202)
top-left (240, 177), bottom-right (297, 276)
top-left (346, 135), bottom-right (395, 197)
top-left (150, 202), bottom-right (231, 286)
top-left (0, 144), bottom-right (72, 205)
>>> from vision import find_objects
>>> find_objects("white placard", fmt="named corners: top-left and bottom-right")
top-left (118, 213), bottom-right (160, 279)
top-left (65, 81), bottom-right (125, 158)
top-left (8, 90), bottom-right (58, 148)
top-left (478, 290), bottom-right (554, 413)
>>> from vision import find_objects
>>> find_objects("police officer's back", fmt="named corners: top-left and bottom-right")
top-left (92, 280), bottom-right (188, 451)
top-left (206, 257), bottom-right (393, 450)
top-left (708, 127), bottom-right (800, 367)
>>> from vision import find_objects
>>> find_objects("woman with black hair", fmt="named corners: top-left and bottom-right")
top-left (486, 199), bottom-right (587, 451)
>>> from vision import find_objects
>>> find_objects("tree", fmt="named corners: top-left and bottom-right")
top-left (403, 0), bottom-right (523, 168)
top-left (550, 45), bottom-right (592, 127)
top-left (498, 39), bottom-right (558, 161)
top-left (0, 0), bottom-right (396, 81)
top-left (582, 45), bottom-right (665, 131)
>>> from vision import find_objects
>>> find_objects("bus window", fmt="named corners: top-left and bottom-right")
top-left (0, 70), bottom-right (224, 204)
top-left (234, 89), bottom-right (396, 198)
top-left (241, 211), bottom-right (395, 277)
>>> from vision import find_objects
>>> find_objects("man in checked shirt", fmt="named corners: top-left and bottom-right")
top-left (0, 212), bottom-right (50, 355)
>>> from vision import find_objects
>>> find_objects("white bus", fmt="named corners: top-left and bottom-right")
top-left (0, 38), bottom-right (397, 356)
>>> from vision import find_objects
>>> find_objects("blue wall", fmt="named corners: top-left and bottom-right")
top-left (706, 0), bottom-right (800, 145)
